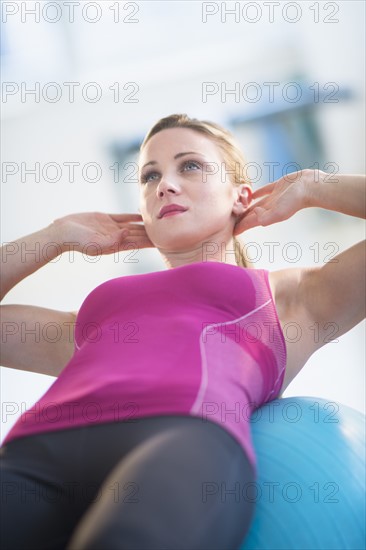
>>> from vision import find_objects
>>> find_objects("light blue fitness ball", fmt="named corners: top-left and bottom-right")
top-left (240, 397), bottom-right (365, 550)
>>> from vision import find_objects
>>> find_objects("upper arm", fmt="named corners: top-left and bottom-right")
top-left (269, 266), bottom-right (323, 388)
top-left (299, 240), bottom-right (366, 344)
top-left (269, 242), bottom-right (365, 392)
top-left (0, 304), bottom-right (78, 377)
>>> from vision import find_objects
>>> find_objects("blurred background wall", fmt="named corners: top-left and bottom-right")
top-left (1, 0), bottom-right (365, 442)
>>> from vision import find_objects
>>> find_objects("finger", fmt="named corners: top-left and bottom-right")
top-left (252, 206), bottom-right (269, 223)
top-left (239, 197), bottom-right (267, 219)
top-left (118, 235), bottom-right (155, 250)
top-left (234, 211), bottom-right (259, 234)
top-left (108, 213), bottom-right (143, 222)
top-left (115, 227), bottom-right (152, 244)
top-left (123, 222), bottom-right (146, 228)
top-left (251, 182), bottom-right (277, 199)
top-left (119, 227), bottom-right (151, 237)
top-left (101, 229), bottom-right (130, 246)
top-left (109, 223), bottom-right (147, 235)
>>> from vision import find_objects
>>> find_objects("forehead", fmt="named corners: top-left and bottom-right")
top-left (139, 127), bottom-right (222, 165)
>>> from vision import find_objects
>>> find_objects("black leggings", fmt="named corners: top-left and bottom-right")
top-left (0, 415), bottom-right (256, 550)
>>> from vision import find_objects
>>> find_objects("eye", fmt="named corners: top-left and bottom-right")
top-left (180, 160), bottom-right (201, 172)
top-left (140, 170), bottom-right (158, 184)
top-left (140, 159), bottom-right (202, 185)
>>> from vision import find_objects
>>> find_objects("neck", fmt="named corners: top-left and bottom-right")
top-left (159, 237), bottom-right (240, 269)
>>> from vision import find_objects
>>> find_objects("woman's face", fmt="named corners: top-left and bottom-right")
top-left (138, 127), bottom-right (250, 256)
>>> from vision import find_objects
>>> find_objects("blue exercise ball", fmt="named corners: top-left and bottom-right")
top-left (240, 397), bottom-right (365, 550)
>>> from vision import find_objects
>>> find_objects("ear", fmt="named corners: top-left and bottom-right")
top-left (231, 183), bottom-right (253, 217)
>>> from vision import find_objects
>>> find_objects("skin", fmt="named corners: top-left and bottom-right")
top-left (137, 127), bottom-right (253, 269)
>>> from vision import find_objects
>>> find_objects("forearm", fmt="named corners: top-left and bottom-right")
top-left (0, 223), bottom-right (65, 302)
top-left (305, 171), bottom-right (366, 219)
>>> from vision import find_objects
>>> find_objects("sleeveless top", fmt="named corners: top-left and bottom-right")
top-left (1, 262), bottom-right (287, 473)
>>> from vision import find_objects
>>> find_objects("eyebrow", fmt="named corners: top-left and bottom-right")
top-left (141, 151), bottom-right (205, 170)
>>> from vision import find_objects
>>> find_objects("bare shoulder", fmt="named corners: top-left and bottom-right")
top-left (267, 267), bottom-right (324, 394)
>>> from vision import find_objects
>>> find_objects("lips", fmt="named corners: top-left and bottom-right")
top-left (158, 204), bottom-right (188, 219)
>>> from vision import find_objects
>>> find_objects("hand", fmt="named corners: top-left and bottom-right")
top-left (233, 169), bottom-right (319, 235)
top-left (52, 212), bottom-right (155, 255)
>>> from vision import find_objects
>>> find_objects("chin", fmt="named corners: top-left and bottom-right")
top-left (154, 233), bottom-right (201, 251)
top-left (149, 221), bottom-right (218, 249)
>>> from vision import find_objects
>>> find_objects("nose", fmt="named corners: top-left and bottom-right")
top-left (156, 176), bottom-right (180, 198)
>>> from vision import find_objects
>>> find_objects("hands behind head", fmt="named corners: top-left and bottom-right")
top-left (52, 211), bottom-right (155, 256)
top-left (233, 169), bottom-right (316, 235)
top-left (53, 169), bottom-right (317, 255)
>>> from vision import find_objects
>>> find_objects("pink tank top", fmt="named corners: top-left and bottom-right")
top-left (2, 262), bottom-right (287, 472)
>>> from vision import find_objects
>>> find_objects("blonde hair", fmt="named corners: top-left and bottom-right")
top-left (139, 113), bottom-right (253, 269)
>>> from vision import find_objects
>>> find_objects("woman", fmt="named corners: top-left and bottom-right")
top-left (1, 113), bottom-right (365, 550)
